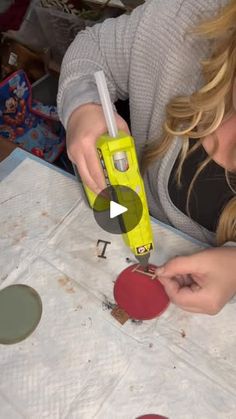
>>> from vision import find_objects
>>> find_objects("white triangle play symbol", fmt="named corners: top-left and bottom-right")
top-left (110, 201), bottom-right (128, 219)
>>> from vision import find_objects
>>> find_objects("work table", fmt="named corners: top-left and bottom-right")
top-left (0, 148), bottom-right (235, 419)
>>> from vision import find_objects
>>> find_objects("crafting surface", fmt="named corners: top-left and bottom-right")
top-left (0, 151), bottom-right (236, 419)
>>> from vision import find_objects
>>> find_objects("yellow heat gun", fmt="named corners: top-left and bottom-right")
top-left (79, 71), bottom-right (154, 267)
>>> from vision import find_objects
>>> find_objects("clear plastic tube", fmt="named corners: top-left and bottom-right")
top-left (94, 71), bottom-right (118, 138)
top-left (95, 70), bottom-right (129, 172)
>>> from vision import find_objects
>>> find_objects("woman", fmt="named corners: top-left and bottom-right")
top-left (57, 0), bottom-right (236, 315)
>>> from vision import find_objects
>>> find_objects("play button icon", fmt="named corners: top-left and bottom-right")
top-left (92, 185), bottom-right (143, 235)
top-left (110, 201), bottom-right (127, 219)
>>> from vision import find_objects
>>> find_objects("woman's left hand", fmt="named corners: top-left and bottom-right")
top-left (156, 247), bottom-right (236, 315)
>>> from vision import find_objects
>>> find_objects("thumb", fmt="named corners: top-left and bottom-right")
top-left (156, 255), bottom-right (198, 278)
top-left (158, 276), bottom-right (181, 301)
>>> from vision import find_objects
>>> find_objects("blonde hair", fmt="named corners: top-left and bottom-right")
top-left (142, 0), bottom-right (236, 245)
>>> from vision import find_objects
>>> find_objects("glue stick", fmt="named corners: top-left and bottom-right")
top-left (113, 151), bottom-right (129, 172)
top-left (95, 71), bottom-right (129, 172)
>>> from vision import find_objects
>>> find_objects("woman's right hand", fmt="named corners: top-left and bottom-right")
top-left (67, 103), bottom-right (130, 195)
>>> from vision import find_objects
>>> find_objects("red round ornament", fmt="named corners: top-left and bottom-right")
top-left (136, 415), bottom-right (168, 419)
top-left (114, 264), bottom-right (169, 320)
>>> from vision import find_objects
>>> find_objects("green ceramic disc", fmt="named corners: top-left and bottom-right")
top-left (0, 284), bottom-right (42, 345)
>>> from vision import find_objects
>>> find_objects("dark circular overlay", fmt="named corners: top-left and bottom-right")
top-left (0, 284), bottom-right (42, 345)
top-left (114, 264), bottom-right (169, 320)
top-left (93, 185), bottom-right (143, 235)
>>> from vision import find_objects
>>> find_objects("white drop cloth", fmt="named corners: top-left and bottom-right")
top-left (0, 150), bottom-right (235, 419)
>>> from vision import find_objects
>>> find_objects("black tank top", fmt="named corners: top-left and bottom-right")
top-left (168, 140), bottom-right (235, 232)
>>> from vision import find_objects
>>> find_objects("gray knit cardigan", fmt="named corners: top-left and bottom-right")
top-left (57, 0), bottom-right (233, 246)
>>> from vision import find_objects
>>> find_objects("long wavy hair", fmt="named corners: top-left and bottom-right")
top-left (141, 0), bottom-right (236, 245)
